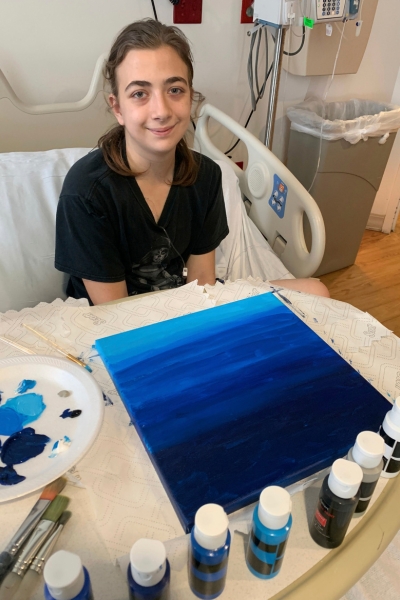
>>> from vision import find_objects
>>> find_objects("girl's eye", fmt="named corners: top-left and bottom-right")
top-left (132, 91), bottom-right (146, 99)
top-left (170, 87), bottom-right (183, 95)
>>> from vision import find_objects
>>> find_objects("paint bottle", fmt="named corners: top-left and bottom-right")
top-left (189, 503), bottom-right (230, 599)
top-left (43, 550), bottom-right (94, 600)
top-left (246, 486), bottom-right (292, 579)
top-left (379, 396), bottom-right (400, 478)
top-left (127, 539), bottom-right (170, 600)
top-left (347, 431), bottom-right (385, 514)
top-left (309, 458), bottom-right (363, 549)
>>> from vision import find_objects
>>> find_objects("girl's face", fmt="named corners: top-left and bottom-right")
top-left (110, 45), bottom-right (192, 165)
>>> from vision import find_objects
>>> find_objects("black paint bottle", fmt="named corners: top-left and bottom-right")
top-left (347, 431), bottom-right (385, 514)
top-left (379, 397), bottom-right (400, 478)
top-left (309, 459), bottom-right (363, 549)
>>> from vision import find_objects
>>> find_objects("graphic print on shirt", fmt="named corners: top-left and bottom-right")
top-left (131, 235), bottom-right (183, 293)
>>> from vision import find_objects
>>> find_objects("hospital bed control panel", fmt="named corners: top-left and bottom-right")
top-left (269, 174), bottom-right (287, 219)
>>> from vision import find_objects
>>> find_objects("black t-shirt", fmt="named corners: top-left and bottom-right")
top-left (55, 149), bottom-right (229, 302)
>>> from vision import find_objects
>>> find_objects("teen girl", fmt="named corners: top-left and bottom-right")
top-left (55, 19), bottom-right (329, 304)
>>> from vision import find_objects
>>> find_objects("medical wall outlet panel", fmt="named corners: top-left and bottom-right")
top-left (253, 0), bottom-right (301, 27)
top-left (241, 0), bottom-right (254, 24)
top-left (282, 0), bottom-right (378, 76)
top-left (173, 0), bottom-right (202, 24)
top-left (310, 0), bottom-right (347, 22)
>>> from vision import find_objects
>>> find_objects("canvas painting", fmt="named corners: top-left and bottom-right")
top-left (95, 293), bottom-right (390, 532)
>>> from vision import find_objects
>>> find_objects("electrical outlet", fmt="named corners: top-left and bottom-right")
top-left (241, 0), bottom-right (253, 23)
top-left (173, 0), bottom-right (203, 24)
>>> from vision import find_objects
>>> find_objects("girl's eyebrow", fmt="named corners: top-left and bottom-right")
top-left (125, 76), bottom-right (188, 93)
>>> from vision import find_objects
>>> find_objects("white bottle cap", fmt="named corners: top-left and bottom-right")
top-left (130, 539), bottom-right (167, 588)
top-left (352, 431), bottom-right (385, 468)
top-left (43, 550), bottom-right (85, 600)
top-left (387, 397), bottom-right (400, 429)
top-left (328, 459), bottom-right (363, 499)
top-left (258, 486), bottom-right (292, 530)
top-left (194, 504), bottom-right (229, 550)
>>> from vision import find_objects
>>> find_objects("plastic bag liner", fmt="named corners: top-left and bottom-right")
top-left (287, 98), bottom-right (400, 144)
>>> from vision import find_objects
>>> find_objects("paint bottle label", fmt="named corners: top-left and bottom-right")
top-left (379, 426), bottom-right (400, 476)
top-left (188, 529), bottom-right (230, 599)
top-left (311, 489), bottom-right (358, 549)
top-left (246, 528), bottom-right (289, 578)
top-left (355, 479), bottom-right (379, 513)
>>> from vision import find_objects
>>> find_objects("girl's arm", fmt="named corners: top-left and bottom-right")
top-left (82, 279), bottom-right (128, 305)
top-left (186, 250), bottom-right (216, 286)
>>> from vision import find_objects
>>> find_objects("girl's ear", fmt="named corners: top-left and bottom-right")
top-left (109, 94), bottom-right (124, 126)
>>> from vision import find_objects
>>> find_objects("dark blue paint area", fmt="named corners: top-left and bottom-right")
top-left (96, 294), bottom-right (391, 531)
top-left (60, 409), bottom-right (82, 419)
top-left (0, 427), bottom-right (50, 487)
top-left (0, 465), bottom-right (26, 485)
top-left (0, 393), bottom-right (46, 436)
top-left (102, 393), bottom-right (113, 406)
top-left (16, 379), bottom-right (37, 394)
top-left (0, 427), bottom-right (50, 465)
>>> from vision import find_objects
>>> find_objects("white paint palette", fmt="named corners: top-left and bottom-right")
top-left (0, 355), bottom-right (104, 502)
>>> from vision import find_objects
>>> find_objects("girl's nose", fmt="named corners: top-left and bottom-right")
top-left (151, 92), bottom-right (172, 121)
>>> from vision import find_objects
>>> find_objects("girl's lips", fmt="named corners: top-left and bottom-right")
top-left (149, 125), bottom-right (176, 136)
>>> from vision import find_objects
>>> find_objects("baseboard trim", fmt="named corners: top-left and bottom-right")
top-left (367, 213), bottom-right (385, 231)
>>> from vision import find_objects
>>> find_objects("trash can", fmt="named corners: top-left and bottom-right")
top-left (286, 99), bottom-right (400, 276)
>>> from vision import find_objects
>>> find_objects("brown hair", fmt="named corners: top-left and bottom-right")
top-left (98, 19), bottom-right (201, 186)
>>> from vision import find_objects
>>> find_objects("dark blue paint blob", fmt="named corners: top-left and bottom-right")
top-left (16, 379), bottom-right (37, 393)
top-left (102, 393), bottom-right (113, 406)
top-left (60, 408), bottom-right (82, 419)
top-left (0, 427), bottom-right (50, 465)
top-left (0, 465), bottom-right (26, 486)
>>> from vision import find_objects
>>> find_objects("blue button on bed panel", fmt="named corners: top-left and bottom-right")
top-left (269, 175), bottom-right (287, 219)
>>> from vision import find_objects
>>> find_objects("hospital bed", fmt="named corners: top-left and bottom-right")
top-left (1, 58), bottom-right (400, 600)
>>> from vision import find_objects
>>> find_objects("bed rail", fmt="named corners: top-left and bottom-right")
top-left (194, 103), bottom-right (325, 278)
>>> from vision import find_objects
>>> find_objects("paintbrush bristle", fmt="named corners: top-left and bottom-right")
top-left (39, 477), bottom-right (67, 501)
top-left (41, 496), bottom-right (70, 522)
top-left (58, 511), bottom-right (72, 527)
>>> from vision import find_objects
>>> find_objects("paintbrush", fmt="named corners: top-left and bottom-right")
top-left (0, 496), bottom-right (70, 600)
top-left (22, 324), bottom-right (92, 372)
top-left (0, 477), bottom-right (66, 582)
top-left (13, 511), bottom-right (71, 600)
top-left (0, 337), bottom-right (36, 355)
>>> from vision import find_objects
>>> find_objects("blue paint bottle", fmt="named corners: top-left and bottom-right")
top-left (189, 504), bottom-right (231, 599)
top-left (44, 550), bottom-right (94, 600)
top-left (127, 539), bottom-right (170, 600)
top-left (246, 486), bottom-right (292, 579)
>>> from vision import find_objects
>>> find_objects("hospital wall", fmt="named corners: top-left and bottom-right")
top-left (1, 0), bottom-right (398, 223)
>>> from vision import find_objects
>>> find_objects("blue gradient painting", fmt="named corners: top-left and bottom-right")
top-left (95, 293), bottom-right (390, 532)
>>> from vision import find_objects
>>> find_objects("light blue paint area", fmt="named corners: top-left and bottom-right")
top-left (84, 364), bottom-right (93, 373)
top-left (16, 379), bottom-right (37, 394)
top-left (49, 436), bottom-right (72, 458)
top-left (0, 393), bottom-right (46, 436)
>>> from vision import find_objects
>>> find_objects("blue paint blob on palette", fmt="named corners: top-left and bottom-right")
top-left (95, 294), bottom-right (391, 532)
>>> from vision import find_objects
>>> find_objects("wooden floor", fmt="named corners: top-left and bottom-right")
top-left (319, 222), bottom-right (400, 336)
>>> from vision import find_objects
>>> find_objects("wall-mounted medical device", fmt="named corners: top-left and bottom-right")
top-left (253, 0), bottom-right (359, 27)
